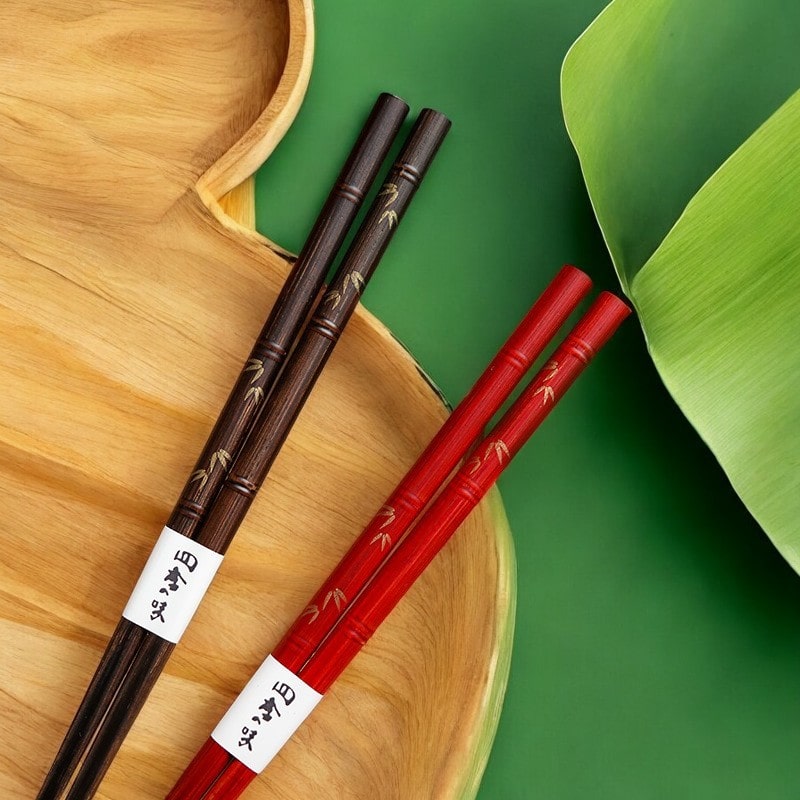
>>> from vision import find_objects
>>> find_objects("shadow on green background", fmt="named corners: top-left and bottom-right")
top-left (256, 2), bottom-right (800, 797)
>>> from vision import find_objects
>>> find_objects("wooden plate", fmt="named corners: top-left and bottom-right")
top-left (0, 2), bottom-right (514, 797)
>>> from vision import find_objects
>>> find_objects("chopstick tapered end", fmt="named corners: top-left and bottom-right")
top-left (571, 291), bottom-right (632, 354)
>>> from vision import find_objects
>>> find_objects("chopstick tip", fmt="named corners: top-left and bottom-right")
top-left (376, 91), bottom-right (410, 113)
top-left (567, 291), bottom-right (632, 358)
top-left (558, 263), bottom-right (593, 291)
top-left (595, 290), bottom-right (633, 322)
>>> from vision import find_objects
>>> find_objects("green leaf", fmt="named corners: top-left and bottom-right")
top-left (634, 92), bottom-right (800, 570)
top-left (562, 0), bottom-right (800, 290)
top-left (562, 0), bottom-right (800, 570)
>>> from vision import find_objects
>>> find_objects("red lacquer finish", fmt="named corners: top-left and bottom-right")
top-left (166, 291), bottom-right (629, 800)
top-left (274, 264), bottom-right (591, 673)
top-left (303, 291), bottom-right (630, 692)
top-left (165, 740), bottom-right (250, 800)
top-left (165, 740), bottom-right (232, 800)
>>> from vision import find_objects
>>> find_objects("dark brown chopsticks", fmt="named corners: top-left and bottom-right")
top-left (39, 103), bottom-right (450, 800)
top-left (36, 92), bottom-right (411, 800)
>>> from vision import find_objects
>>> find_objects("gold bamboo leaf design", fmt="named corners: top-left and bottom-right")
top-left (323, 290), bottom-right (341, 309)
top-left (378, 182), bottom-right (399, 206)
top-left (380, 209), bottom-right (398, 229)
top-left (300, 604), bottom-right (319, 624)
top-left (244, 358), bottom-right (264, 384)
top-left (190, 468), bottom-right (208, 489)
top-left (323, 588), bottom-right (347, 611)
top-left (370, 531), bottom-right (392, 551)
top-left (533, 361), bottom-right (558, 405)
top-left (246, 385), bottom-right (265, 404)
top-left (189, 447), bottom-right (233, 490)
top-left (467, 456), bottom-right (482, 475)
top-left (377, 504), bottom-right (396, 528)
top-left (534, 384), bottom-right (555, 405)
top-left (484, 440), bottom-right (510, 465)
top-left (346, 271), bottom-right (365, 293)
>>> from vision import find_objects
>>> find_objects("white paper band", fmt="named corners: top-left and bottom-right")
top-left (122, 526), bottom-right (224, 643)
top-left (211, 655), bottom-right (323, 774)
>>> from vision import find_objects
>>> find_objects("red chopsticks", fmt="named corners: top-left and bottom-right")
top-left (277, 263), bottom-right (591, 672)
top-left (166, 281), bottom-right (630, 800)
top-left (305, 292), bottom-right (630, 688)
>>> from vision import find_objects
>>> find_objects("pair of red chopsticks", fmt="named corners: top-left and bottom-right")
top-left (166, 266), bottom-right (630, 799)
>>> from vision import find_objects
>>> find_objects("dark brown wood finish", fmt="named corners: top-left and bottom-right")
top-left (172, 92), bottom-right (410, 540)
top-left (62, 635), bottom-right (177, 800)
top-left (37, 93), bottom-right (409, 800)
top-left (59, 108), bottom-right (451, 800)
top-left (201, 109), bottom-right (453, 554)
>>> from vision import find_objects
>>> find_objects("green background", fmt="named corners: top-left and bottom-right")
top-left (256, 2), bottom-right (800, 797)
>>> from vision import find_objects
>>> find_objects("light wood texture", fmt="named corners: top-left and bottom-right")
top-left (0, 3), bottom-right (514, 799)
top-left (219, 178), bottom-right (257, 234)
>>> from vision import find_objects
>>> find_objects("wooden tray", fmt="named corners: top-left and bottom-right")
top-left (0, 2), bottom-right (514, 797)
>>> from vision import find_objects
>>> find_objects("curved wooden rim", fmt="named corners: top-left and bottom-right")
top-left (457, 489), bottom-right (516, 799)
top-left (196, 0), bottom-right (315, 205)
top-left (355, 306), bottom-right (517, 799)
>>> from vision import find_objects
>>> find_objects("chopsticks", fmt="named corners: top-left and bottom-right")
top-left (57, 106), bottom-right (450, 800)
top-left (165, 288), bottom-right (630, 800)
top-left (277, 264), bottom-right (591, 670)
top-left (34, 93), bottom-right (419, 800)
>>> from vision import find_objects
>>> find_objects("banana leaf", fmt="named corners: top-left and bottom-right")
top-left (562, 0), bottom-right (800, 571)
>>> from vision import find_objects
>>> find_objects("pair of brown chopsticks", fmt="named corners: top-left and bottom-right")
top-left (37, 93), bottom-right (451, 800)
top-left (165, 270), bottom-right (630, 800)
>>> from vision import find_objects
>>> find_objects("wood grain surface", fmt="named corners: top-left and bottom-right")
top-left (0, 2), bottom-right (514, 798)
